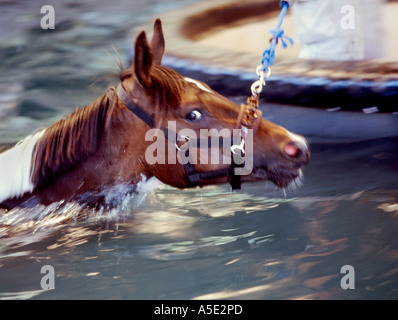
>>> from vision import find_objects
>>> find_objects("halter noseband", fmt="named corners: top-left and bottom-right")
top-left (116, 83), bottom-right (259, 190)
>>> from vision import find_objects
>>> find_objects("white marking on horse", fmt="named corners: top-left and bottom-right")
top-left (287, 131), bottom-right (307, 147)
top-left (0, 129), bottom-right (46, 203)
top-left (184, 77), bottom-right (213, 94)
top-left (277, 124), bottom-right (307, 147)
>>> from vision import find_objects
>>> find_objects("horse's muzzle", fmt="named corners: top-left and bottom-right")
top-left (283, 141), bottom-right (310, 167)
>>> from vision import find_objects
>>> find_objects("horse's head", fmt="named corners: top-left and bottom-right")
top-left (118, 19), bottom-right (309, 191)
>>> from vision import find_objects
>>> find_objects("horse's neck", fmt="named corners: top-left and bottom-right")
top-left (0, 86), bottom-right (156, 206)
top-left (30, 93), bottom-right (114, 185)
top-left (35, 90), bottom-right (152, 189)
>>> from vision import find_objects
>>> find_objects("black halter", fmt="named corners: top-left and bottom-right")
top-left (116, 84), bottom-right (243, 189)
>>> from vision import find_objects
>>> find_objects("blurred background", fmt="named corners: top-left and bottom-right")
top-left (0, 0), bottom-right (202, 142)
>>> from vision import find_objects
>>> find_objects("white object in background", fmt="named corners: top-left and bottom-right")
top-left (291, 0), bottom-right (385, 60)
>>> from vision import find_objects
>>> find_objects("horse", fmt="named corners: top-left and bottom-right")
top-left (0, 19), bottom-right (309, 210)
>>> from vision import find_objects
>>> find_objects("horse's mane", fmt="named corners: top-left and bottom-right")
top-left (31, 88), bottom-right (118, 185)
top-left (31, 65), bottom-right (188, 186)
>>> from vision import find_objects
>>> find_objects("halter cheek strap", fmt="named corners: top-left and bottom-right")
top-left (116, 84), bottom-right (157, 132)
top-left (116, 83), bottom-right (255, 190)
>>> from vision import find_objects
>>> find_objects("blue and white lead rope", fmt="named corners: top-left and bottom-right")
top-left (251, 0), bottom-right (295, 96)
top-left (260, 0), bottom-right (294, 73)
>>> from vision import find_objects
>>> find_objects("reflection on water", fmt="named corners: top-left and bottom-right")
top-left (1, 166), bottom-right (398, 299)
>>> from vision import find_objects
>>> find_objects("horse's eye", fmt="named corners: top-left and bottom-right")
top-left (185, 110), bottom-right (202, 121)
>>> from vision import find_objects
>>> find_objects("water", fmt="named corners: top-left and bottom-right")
top-left (1, 140), bottom-right (398, 300)
top-left (1, 0), bottom-right (398, 300)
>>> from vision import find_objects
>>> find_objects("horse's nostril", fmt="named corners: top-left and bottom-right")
top-left (284, 143), bottom-right (300, 158)
top-left (284, 141), bottom-right (309, 164)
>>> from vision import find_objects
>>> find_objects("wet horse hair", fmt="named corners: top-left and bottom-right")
top-left (32, 65), bottom-right (190, 187)
top-left (31, 89), bottom-right (116, 186)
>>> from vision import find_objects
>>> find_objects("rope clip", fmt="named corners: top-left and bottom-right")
top-left (251, 65), bottom-right (271, 96)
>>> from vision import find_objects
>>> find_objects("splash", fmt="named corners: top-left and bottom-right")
top-left (0, 176), bottom-right (163, 238)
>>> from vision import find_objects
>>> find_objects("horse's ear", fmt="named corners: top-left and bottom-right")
top-left (150, 18), bottom-right (165, 65)
top-left (134, 31), bottom-right (153, 89)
